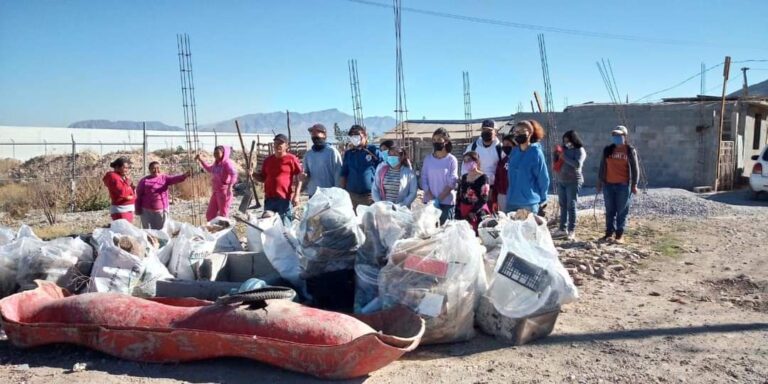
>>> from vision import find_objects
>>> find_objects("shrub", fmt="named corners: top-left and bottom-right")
top-left (174, 173), bottom-right (211, 201)
top-left (74, 177), bottom-right (111, 212)
top-left (0, 183), bottom-right (32, 219)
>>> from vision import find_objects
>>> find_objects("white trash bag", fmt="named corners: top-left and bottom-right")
top-left (167, 223), bottom-right (216, 280)
top-left (15, 236), bottom-right (93, 291)
top-left (262, 216), bottom-right (306, 295)
top-left (207, 217), bottom-right (243, 253)
top-left (486, 214), bottom-right (578, 319)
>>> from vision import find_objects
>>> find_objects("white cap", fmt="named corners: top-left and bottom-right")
top-left (611, 125), bottom-right (628, 136)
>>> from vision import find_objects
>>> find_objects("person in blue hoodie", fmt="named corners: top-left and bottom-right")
top-left (505, 119), bottom-right (551, 214)
top-left (340, 124), bottom-right (383, 209)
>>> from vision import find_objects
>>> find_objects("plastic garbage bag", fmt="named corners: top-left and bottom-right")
top-left (0, 236), bottom-right (43, 298)
top-left (146, 229), bottom-right (173, 265)
top-left (0, 226), bottom-right (14, 246)
top-left (411, 199), bottom-right (442, 239)
top-left (298, 188), bottom-right (364, 278)
top-left (485, 214), bottom-right (578, 319)
top-left (167, 223), bottom-right (216, 280)
top-left (478, 215), bottom-right (509, 250)
top-left (15, 236), bottom-right (93, 291)
top-left (246, 215), bottom-right (278, 254)
top-left (207, 217), bottom-right (243, 253)
top-left (262, 216), bottom-right (305, 295)
top-left (379, 221), bottom-right (486, 344)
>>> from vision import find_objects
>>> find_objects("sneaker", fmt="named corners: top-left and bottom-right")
top-left (567, 231), bottom-right (577, 241)
top-left (599, 233), bottom-right (614, 242)
top-left (614, 233), bottom-right (625, 244)
top-left (552, 229), bottom-right (568, 239)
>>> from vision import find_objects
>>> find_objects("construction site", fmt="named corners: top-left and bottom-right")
top-left (1, 1), bottom-right (767, 383)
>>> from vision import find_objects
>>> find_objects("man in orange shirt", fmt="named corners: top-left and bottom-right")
top-left (596, 126), bottom-right (639, 244)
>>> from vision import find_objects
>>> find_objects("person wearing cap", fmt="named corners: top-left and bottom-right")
top-left (253, 134), bottom-right (303, 226)
top-left (505, 120), bottom-right (550, 214)
top-left (301, 123), bottom-right (342, 197)
top-left (103, 156), bottom-right (136, 222)
top-left (195, 145), bottom-right (238, 221)
top-left (339, 124), bottom-right (382, 209)
top-left (464, 119), bottom-right (503, 208)
top-left (597, 125), bottom-right (639, 244)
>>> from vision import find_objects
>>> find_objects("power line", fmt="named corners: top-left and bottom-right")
top-left (343, 0), bottom-right (717, 46)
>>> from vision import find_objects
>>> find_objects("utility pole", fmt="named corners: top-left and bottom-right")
top-left (715, 56), bottom-right (731, 192)
top-left (741, 67), bottom-right (750, 97)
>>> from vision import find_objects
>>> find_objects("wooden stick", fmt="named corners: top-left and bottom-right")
top-left (235, 120), bottom-right (262, 209)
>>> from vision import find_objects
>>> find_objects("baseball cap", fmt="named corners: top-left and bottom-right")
top-left (308, 123), bottom-right (326, 134)
top-left (481, 119), bottom-right (496, 130)
top-left (348, 124), bottom-right (366, 136)
top-left (273, 134), bottom-right (289, 143)
top-left (611, 125), bottom-right (628, 136)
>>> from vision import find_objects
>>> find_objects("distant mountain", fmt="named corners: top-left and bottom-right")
top-left (198, 109), bottom-right (397, 138)
top-left (727, 78), bottom-right (768, 98)
top-left (68, 120), bottom-right (182, 131)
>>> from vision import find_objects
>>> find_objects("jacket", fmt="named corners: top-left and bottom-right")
top-left (372, 164), bottom-right (418, 207)
top-left (200, 146), bottom-right (238, 192)
top-left (135, 173), bottom-right (188, 215)
top-left (597, 144), bottom-right (639, 188)
top-left (102, 171), bottom-right (135, 207)
top-left (505, 143), bottom-right (550, 207)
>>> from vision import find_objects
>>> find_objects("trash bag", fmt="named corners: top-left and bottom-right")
top-left (485, 214), bottom-right (578, 319)
top-left (262, 216), bottom-right (306, 295)
top-left (0, 226), bottom-right (14, 246)
top-left (478, 216), bottom-right (508, 250)
top-left (207, 217), bottom-right (243, 253)
top-left (15, 236), bottom-right (93, 291)
top-left (246, 215), bottom-right (276, 254)
top-left (167, 223), bottom-right (216, 280)
top-left (411, 199), bottom-right (442, 239)
top-left (146, 229), bottom-right (173, 265)
top-left (298, 188), bottom-right (365, 278)
top-left (379, 221), bottom-right (486, 344)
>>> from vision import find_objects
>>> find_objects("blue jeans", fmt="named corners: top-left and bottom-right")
top-left (558, 182), bottom-right (581, 232)
top-left (603, 183), bottom-right (631, 235)
top-left (438, 204), bottom-right (455, 225)
top-left (505, 203), bottom-right (540, 215)
top-left (264, 197), bottom-right (294, 228)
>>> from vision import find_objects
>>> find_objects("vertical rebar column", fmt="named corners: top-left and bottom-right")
top-left (142, 122), bottom-right (148, 173)
top-left (70, 134), bottom-right (76, 213)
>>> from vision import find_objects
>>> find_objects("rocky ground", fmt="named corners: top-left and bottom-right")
top-left (1, 188), bottom-right (767, 383)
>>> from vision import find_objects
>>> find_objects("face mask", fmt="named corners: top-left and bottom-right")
top-left (481, 131), bottom-right (493, 142)
top-left (311, 136), bottom-right (326, 146)
top-left (514, 134), bottom-right (528, 145)
top-left (462, 161), bottom-right (476, 174)
top-left (502, 146), bottom-right (513, 155)
top-left (386, 155), bottom-right (400, 167)
top-left (433, 142), bottom-right (445, 152)
top-left (564, 142), bottom-right (574, 149)
top-left (350, 136), bottom-right (362, 146)
top-left (612, 135), bottom-right (625, 145)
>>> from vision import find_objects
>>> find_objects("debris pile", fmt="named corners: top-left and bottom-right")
top-left (559, 242), bottom-right (652, 285)
top-left (575, 188), bottom-right (735, 218)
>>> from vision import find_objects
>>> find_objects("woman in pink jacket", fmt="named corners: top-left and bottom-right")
top-left (195, 146), bottom-right (238, 221)
top-left (135, 161), bottom-right (190, 229)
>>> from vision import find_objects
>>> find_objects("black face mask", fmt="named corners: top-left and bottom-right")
top-left (481, 131), bottom-right (493, 142)
top-left (311, 136), bottom-right (326, 147)
top-left (433, 142), bottom-right (445, 152)
top-left (502, 146), bottom-right (513, 155)
top-left (514, 134), bottom-right (528, 145)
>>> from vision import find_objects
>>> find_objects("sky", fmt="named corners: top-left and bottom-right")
top-left (1, 0), bottom-right (767, 128)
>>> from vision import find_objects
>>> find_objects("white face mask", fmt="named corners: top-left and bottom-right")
top-left (350, 136), bottom-right (362, 146)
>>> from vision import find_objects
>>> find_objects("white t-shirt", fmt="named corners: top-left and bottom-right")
top-left (462, 137), bottom-right (502, 185)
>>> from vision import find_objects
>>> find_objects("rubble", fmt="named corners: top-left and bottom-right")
top-left (559, 240), bottom-right (653, 284)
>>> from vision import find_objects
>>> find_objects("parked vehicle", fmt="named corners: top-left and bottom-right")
top-left (749, 144), bottom-right (768, 199)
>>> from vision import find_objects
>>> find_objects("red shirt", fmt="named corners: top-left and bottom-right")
top-left (260, 153), bottom-right (302, 200)
top-left (494, 156), bottom-right (510, 194)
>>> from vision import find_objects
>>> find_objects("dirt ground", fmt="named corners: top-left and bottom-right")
top-left (1, 193), bottom-right (767, 383)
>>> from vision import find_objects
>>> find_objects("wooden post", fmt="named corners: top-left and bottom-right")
top-left (286, 110), bottom-right (292, 152)
top-left (533, 91), bottom-right (544, 113)
top-left (715, 56), bottom-right (731, 192)
top-left (235, 120), bottom-right (262, 209)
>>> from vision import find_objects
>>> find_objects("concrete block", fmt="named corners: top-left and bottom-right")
top-left (156, 279), bottom-right (241, 301)
top-left (221, 251), bottom-right (281, 284)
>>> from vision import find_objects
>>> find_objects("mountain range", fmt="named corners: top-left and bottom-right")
top-left (69, 109), bottom-right (397, 137)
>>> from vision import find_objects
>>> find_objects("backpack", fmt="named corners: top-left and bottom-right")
top-left (470, 140), bottom-right (503, 160)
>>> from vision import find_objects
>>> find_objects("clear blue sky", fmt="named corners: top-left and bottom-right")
top-left (1, 0), bottom-right (767, 127)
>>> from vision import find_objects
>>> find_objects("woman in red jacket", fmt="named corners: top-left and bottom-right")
top-left (102, 157), bottom-right (136, 222)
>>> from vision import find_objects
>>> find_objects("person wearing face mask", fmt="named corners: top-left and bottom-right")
top-left (103, 157), bottom-right (136, 222)
top-left (300, 123), bottom-right (342, 198)
top-left (195, 145), bottom-right (238, 221)
top-left (552, 130), bottom-right (587, 240)
top-left (253, 134), bottom-right (303, 227)
top-left (371, 145), bottom-right (417, 207)
top-left (339, 125), bottom-right (383, 209)
top-left (135, 161), bottom-right (191, 229)
top-left (464, 119), bottom-right (502, 201)
top-left (492, 134), bottom-right (516, 213)
top-left (457, 151), bottom-right (490, 232)
top-left (421, 128), bottom-right (459, 224)
top-left (596, 125), bottom-right (639, 244)
top-left (505, 120), bottom-right (550, 215)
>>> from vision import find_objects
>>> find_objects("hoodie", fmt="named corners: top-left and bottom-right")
top-left (102, 171), bottom-right (135, 207)
top-left (505, 142), bottom-right (550, 207)
top-left (199, 146), bottom-right (238, 192)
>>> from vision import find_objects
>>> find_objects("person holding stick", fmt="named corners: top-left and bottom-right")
top-left (253, 134), bottom-right (303, 226)
top-left (195, 145), bottom-right (238, 221)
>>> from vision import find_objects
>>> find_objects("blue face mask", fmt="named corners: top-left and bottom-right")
top-left (612, 135), bottom-right (625, 145)
top-left (386, 155), bottom-right (400, 167)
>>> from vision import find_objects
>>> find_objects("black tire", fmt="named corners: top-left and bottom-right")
top-left (216, 286), bottom-right (296, 306)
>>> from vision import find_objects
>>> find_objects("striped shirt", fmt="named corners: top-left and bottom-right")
top-left (383, 168), bottom-right (401, 203)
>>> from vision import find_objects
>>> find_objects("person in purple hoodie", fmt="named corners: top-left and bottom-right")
top-left (135, 161), bottom-right (190, 229)
top-left (421, 128), bottom-right (459, 224)
top-left (195, 145), bottom-right (238, 221)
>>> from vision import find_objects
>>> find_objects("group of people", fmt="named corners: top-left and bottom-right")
top-left (102, 118), bottom-right (640, 243)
